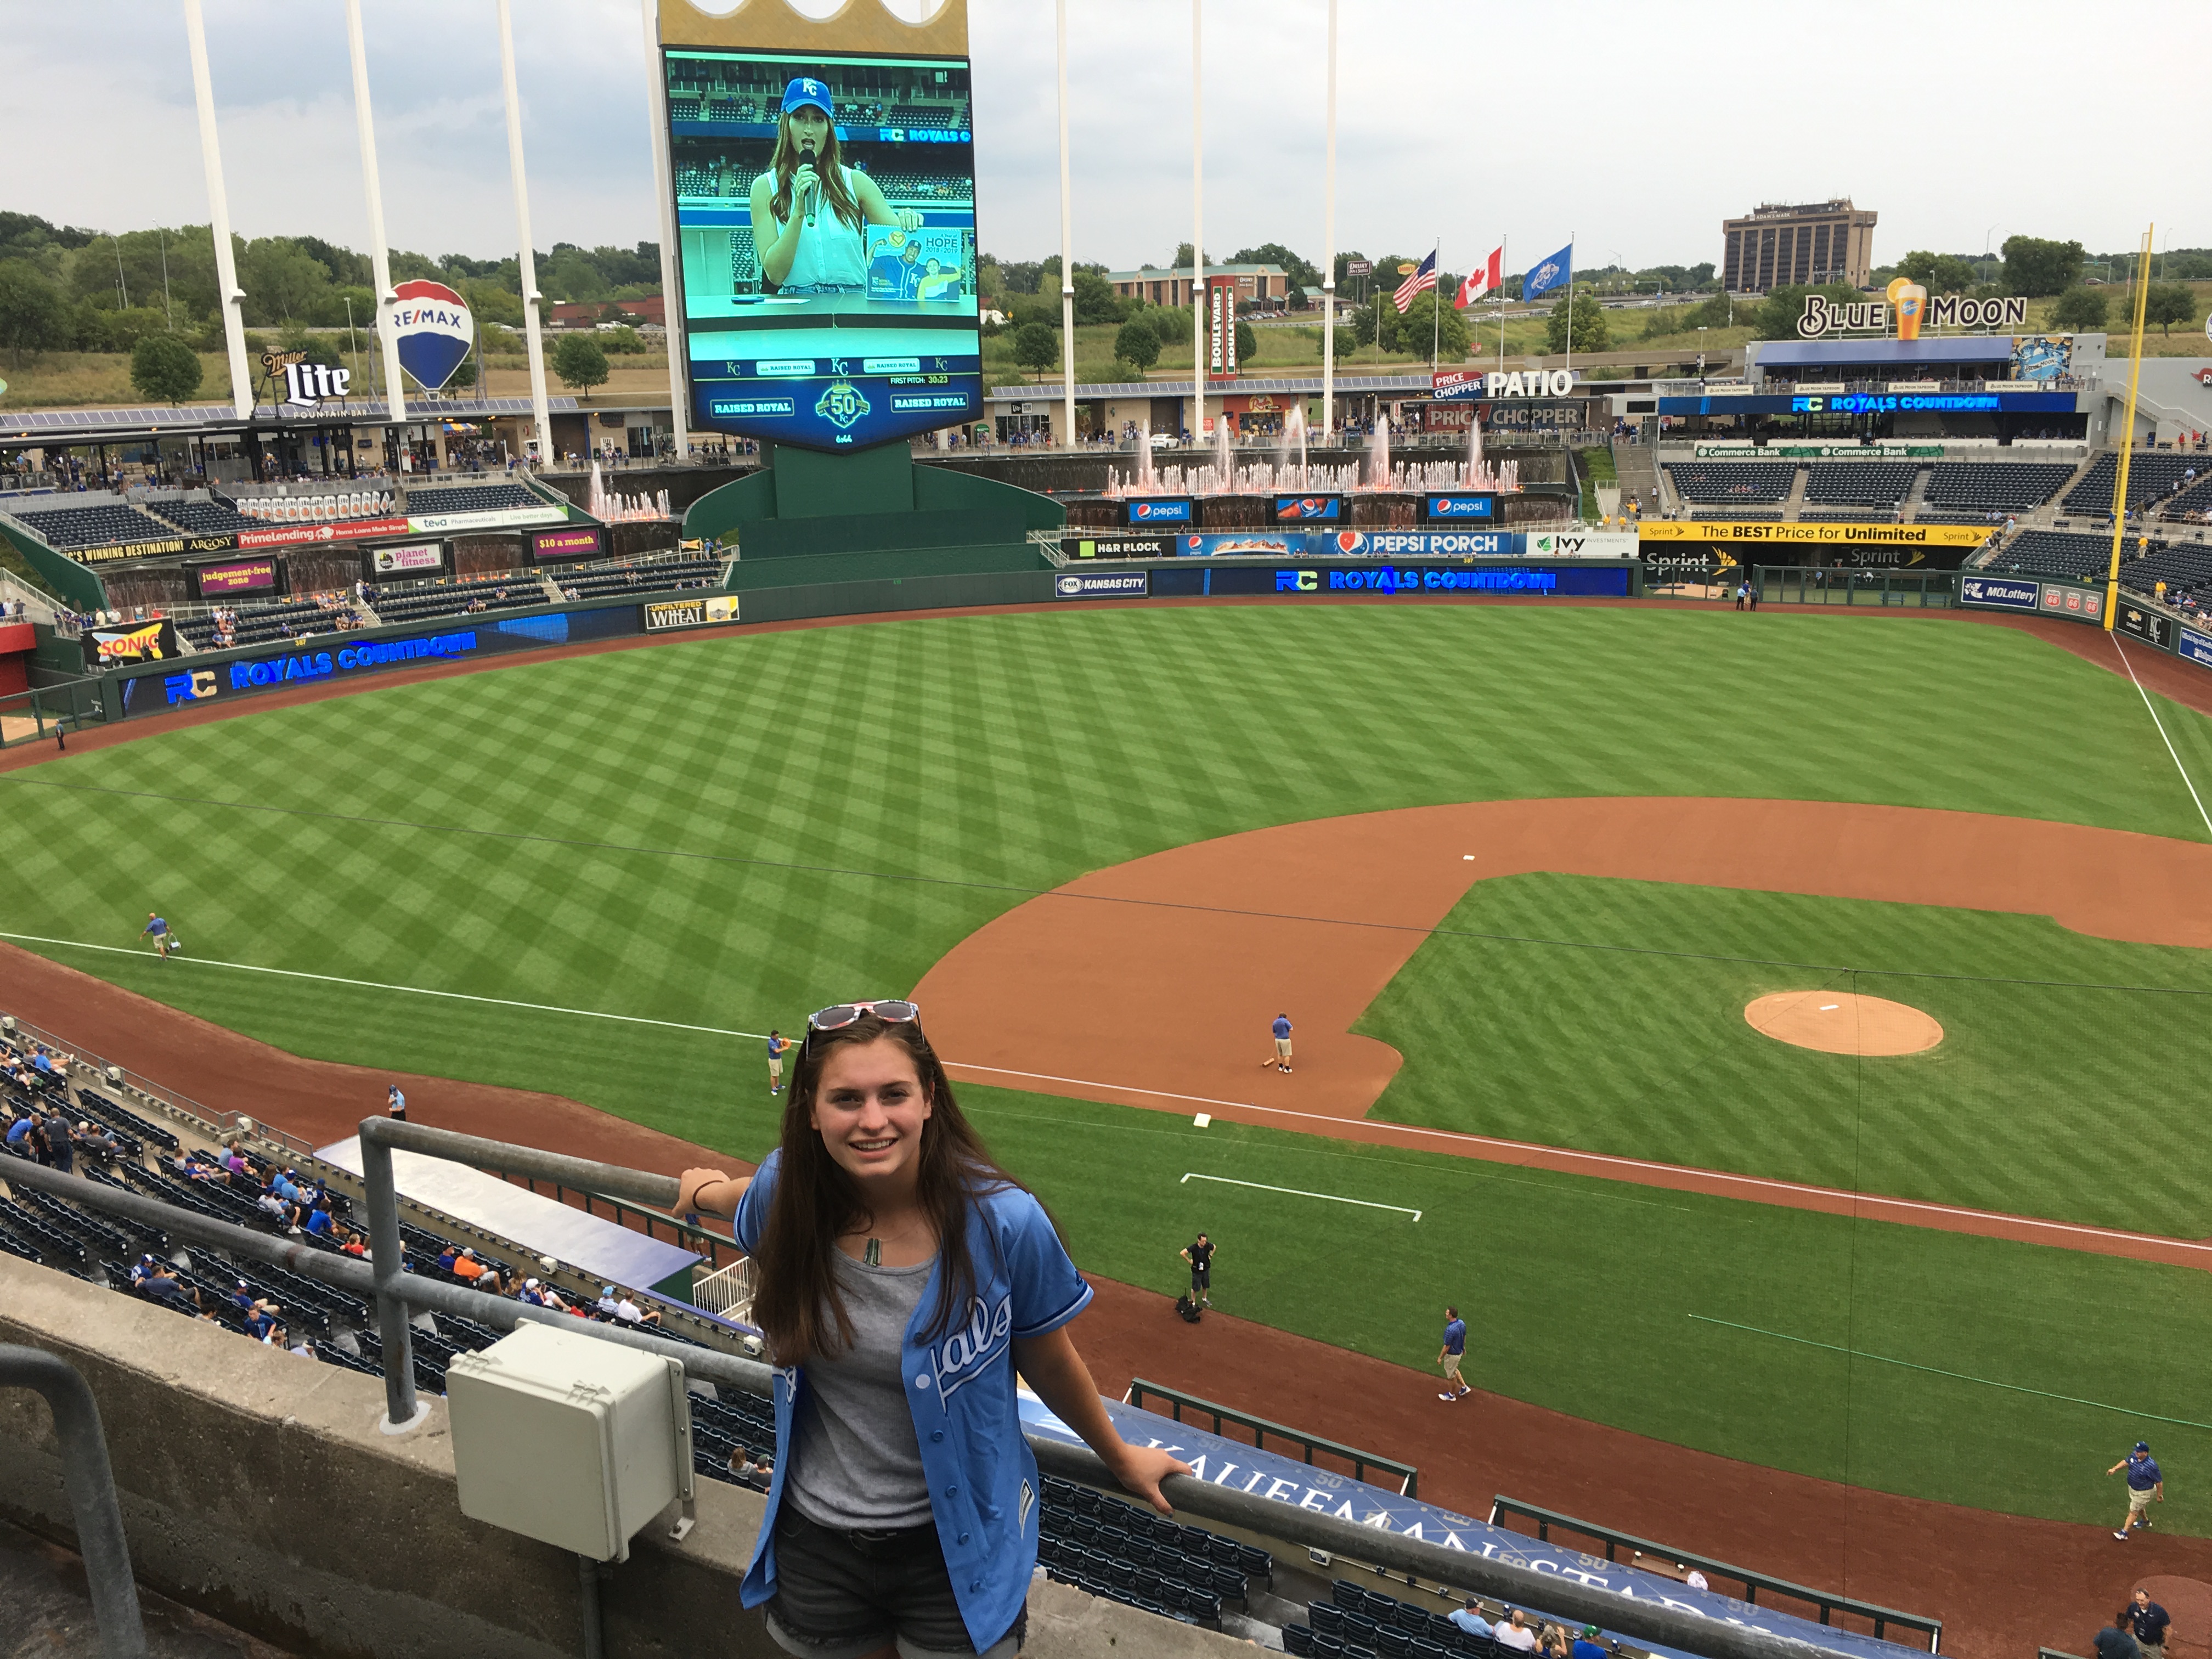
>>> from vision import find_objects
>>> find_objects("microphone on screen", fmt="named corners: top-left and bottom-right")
top-left (799, 142), bottom-right (818, 227)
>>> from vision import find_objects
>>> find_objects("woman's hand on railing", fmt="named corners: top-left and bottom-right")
top-left (676, 1166), bottom-right (748, 1219)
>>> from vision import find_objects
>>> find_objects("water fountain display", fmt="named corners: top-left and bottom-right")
top-left (588, 461), bottom-right (673, 522)
top-left (1103, 410), bottom-right (1519, 500)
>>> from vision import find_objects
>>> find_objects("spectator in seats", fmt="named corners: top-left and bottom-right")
top-left (221, 1141), bottom-right (252, 1179)
top-left (596, 1284), bottom-right (621, 1318)
top-left (43, 1113), bottom-right (73, 1175)
top-left (338, 1228), bottom-right (369, 1260)
top-left (138, 1263), bottom-right (201, 1313)
top-left (129, 1253), bottom-right (159, 1288)
top-left (304, 1199), bottom-right (336, 1237)
top-left (1572, 1624), bottom-right (1609, 1659)
top-left (1496, 1609), bottom-right (1539, 1652)
top-left (450, 1247), bottom-right (487, 1282)
top-left (673, 1003), bottom-right (1187, 1659)
top-left (72, 1120), bottom-right (122, 1163)
top-left (5, 1111), bottom-right (35, 1153)
top-left (256, 1187), bottom-right (294, 1227)
top-left (1539, 1624), bottom-right (1572, 1659)
top-left (1449, 1599), bottom-right (1494, 1640)
top-left (437, 1245), bottom-right (461, 1274)
top-left (614, 1289), bottom-right (661, 1327)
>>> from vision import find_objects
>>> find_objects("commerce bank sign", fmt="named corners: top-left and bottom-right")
top-left (1797, 293), bottom-right (2029, 338)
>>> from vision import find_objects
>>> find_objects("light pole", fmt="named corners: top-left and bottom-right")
top-left (1697, 325), bottom-right (1708, 377)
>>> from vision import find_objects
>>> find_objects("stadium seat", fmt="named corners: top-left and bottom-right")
top-left (403, 484), bottom-right (545, 516)
top-left (1801, 462), bottom-right (1920, 506)
top-left (1663, 462), bottom-right (1797, 504)
top-left (1286, 1625), bottom-right (1317, 1656)
top-left (1922, 462), bottom-right (2074, 516)
top-left (2064, 452), bottom-right (2200, 515)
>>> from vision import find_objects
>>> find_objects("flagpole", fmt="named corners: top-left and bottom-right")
top-left (1564, 229), bottom-right (1573, 387)
top-left (1431, 236), bottom-right (1441, 371)
top-left (1190, 0), bottom-right (1205, 450)
top-left (1499, 233), bottom-right (1506, 378)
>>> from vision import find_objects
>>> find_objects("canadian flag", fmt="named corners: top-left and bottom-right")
top-left (1455, 245), bottom-right (1504, 309)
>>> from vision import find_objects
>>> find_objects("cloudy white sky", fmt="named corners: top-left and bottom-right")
top-left (8, 0), bottom-right (2199, 274)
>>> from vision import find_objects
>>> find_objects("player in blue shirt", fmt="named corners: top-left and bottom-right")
top-left (1264, 1012), bottom-right (1294, 1073)
top-left (1437, 1305), bottom-right (1472, 1401)
top-left (766, 1030), bottom-right (789, 1096)
top-left (140, 912), bottom-right (176, 961)
top-left (676, 1001), bottom-right (1187, 1657)
top-left (2111, 1440), bottom-right (2165, 1538)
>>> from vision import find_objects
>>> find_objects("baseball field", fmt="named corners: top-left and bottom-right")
top-left (4, 599), bottom-right (2210, 1542)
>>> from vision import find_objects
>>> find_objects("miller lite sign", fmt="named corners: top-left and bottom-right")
top-left (263, 349), bottom-right (351, 407)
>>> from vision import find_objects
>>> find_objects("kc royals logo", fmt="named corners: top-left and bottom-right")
top-left (929, 1294), bottom-right (1013, 1402)
top-left (1532, 259), bottom-right (1562, 289)
top-left (391, 279), bottom-right (476, 394)
top-left (815, 379), bottom-right (872, 430)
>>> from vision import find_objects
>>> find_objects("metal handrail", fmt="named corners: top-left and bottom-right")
top-left (3, 1144), bottom-right (1909, 1659)
top-left (1487, 1497), bottom-right (1940, 1652)
top-left (1126, 1378), bottom-right (1418, 1497)
top-left (0, 1344), bottom-right (149, 1658)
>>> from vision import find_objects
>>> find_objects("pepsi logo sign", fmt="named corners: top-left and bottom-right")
top-left (1334, 531), bottom-right (1368, 554)
top-left (392, 279), bottom-right (476, 394)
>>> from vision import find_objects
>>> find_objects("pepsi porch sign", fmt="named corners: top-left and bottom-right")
top-left (1423, 493), bottom-right (1498, 522)
top-left (392, 279), bottom-right (476, 394)
top-left (1125, 498), bottom-right (1194, 525)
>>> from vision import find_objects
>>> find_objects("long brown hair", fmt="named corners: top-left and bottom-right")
top-left (749, 1011), bottom-right (1030, 1365)
top-left (768, 112), bottom-right (861, 231)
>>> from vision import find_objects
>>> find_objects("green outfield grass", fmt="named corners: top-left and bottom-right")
top-left (1357, 874), bottom-right (2212, 1236)
top-left (3, 601), bottom-right (2210, 1529)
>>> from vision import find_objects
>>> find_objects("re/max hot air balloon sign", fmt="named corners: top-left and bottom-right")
top-left (392, 279), bottom-right (476, 393)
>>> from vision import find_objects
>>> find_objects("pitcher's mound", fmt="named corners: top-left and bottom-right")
top-left (1745, 991), bottom-right (1943, 1056)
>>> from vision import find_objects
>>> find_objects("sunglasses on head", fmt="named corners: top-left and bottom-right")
top-left (805, 1000), bottom-right (921, 1053)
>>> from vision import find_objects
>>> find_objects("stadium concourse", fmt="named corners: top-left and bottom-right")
top-left (0, 937), bottom-right (2204, 1659)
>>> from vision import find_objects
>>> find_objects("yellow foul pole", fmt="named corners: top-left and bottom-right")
top-left (2104, 224), bottom-right (2154, 631)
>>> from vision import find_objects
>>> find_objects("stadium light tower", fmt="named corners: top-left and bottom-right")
top-left (497, 0), bottom-right (555, 470)
top-left (1057, 0), bottom-right (1076, 450)
top-left (343, 0), bottom-right (407, 430)
top-left (1190, 0), bottom-right (1205, 446)
top-left (182, 0), bottom-right (254, 420)
top-left (1320, 0), bottom-right (1336, 441)
top-left (639, 0), bottom-right (690, 462)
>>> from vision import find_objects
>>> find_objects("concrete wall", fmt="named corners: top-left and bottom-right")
top-left (0, 1257), bottom-right (1248, 1658)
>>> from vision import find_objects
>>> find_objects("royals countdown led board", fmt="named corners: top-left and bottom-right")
top-left (665, 47), bottom-right (979, 452)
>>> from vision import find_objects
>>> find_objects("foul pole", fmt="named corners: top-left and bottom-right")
top-left (496, 0), bottom-right (554, 469)
top-left (344, 0), bottom-right (406, 428)
top-left (183, 0), bottom-right (253, 420)
top-left (1319, 0), bottom-right (1337, 441)
top-left (2104, 224), bottom-right (2155, 632)
top-left (640, 0), bottom-right (690, 461)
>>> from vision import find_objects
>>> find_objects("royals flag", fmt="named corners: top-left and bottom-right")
top-left (1522, 243), bottom-right (1572, 301)
top-left (1455, 245), bottom-right (1504, 309)
top-left (1393, 250), bottom-right (1438, 314)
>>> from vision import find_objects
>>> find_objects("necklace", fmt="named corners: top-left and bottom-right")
top-left (864, 1237), bottom-right (881, 1267)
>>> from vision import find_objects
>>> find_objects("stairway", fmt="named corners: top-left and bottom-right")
top-left (1611, 431), bottom-right (1660, 518)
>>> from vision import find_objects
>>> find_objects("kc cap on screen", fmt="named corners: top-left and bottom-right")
top-left (781, 77), bottom-right (832, 116)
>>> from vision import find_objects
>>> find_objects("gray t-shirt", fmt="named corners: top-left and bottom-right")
top-left (787, 1249), bottom-right (934, 1530)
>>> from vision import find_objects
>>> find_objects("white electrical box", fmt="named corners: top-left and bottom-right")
top-left (447, 1322), bottom-right (692, 1562)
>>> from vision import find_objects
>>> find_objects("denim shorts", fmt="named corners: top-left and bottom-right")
top-left (765, 1506), bottom-right (1025, 1659)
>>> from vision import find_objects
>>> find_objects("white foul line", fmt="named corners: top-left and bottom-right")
top-left (949, 1059), bottom-right (2212, 1257)
top-left (2112, 634), bottom-right (2212, 840)
top-left (1181, 1171), bottom-right (1420, 1220)
top-left (0, 931), bottom-right (768, 1041)
top-left (12, 929), bottom-right (2212, 1261)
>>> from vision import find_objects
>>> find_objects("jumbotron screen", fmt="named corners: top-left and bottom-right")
top-left (664, 48), bottom-right (980, 452)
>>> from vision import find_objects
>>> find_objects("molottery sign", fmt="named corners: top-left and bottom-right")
top-left (1959, 574), bottom-right (2040, 610)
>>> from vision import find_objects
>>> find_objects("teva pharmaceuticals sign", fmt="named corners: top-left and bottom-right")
top-left (1798, 291), bottom-right (2029, 340)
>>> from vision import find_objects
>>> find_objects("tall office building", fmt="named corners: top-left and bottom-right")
top-left (1722, 200), bottom-right (1877, 292)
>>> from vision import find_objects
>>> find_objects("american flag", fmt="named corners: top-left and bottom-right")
top-left (1393, 250), bottom-right (1437, 314)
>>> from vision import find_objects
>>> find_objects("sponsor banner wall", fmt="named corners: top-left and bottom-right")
top-left (641, 594), bottom-right (740, 630)
top-left (369, 542), bottom-right (445, 576)
top-left (1424, 493), bottom-right (1498, 522)
top-left (1530, 531), bottom-right (1641, 558)
top-left (181, 532), bottom-right (241, 555)
top-left (405, 506), bottom-right (569, 535)
top-left (531, 525), bottom-right (605, 562)
top-left (1143, 562), bottom-right (1631, 599)
top-left (81, 618), bottom-right (182, 671)
top-left (191, 558), bottom-right (280, 597)
top-left (2115, 601), bottom-right (2173, 650)
top-left (2036, 582), bottom-right (2106, 623)
top-left (114, 604), bottom-right (644, 715)
top-left (236, 516), bottom-right (411, 551)
top-left (1018, 1393), bottom-right (1918, 1659)
top-left (1053, 571), bottom-right (1149, 599)
top-left (1640, 520), bottom-right (1987, 571)
top-left (1064, 534), bottom-right (1177, 561)
top-left (1958, 574), bottom-right (2040, 611)
top-left (1125, 499), bottom-right (1194, 526)
top-left (1691, 443), bottom-right (1944, 460)
top-left (75, 536), bottom-right (185, 565)
top-left (1272, 495), bottom-right (1342, 522)
top-left (2181, 626), bottom-right (2212, 670)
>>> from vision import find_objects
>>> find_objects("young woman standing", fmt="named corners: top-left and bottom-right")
top-left (677, 1002), bottom-right (1185, 1658)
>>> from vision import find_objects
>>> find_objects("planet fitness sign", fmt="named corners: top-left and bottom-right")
top-left (392, 279), bottom-right (476, 393)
